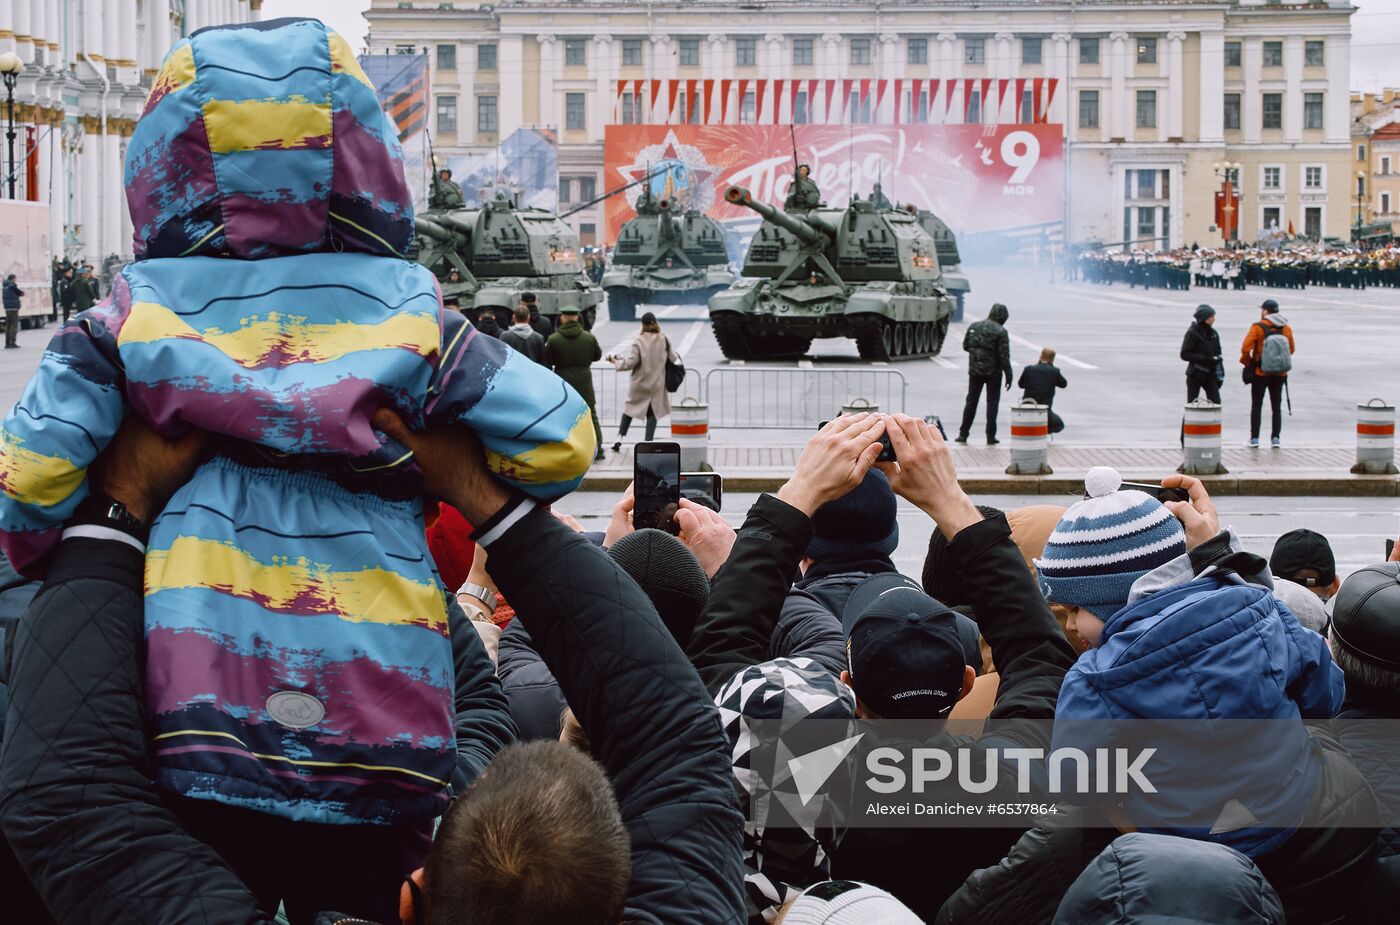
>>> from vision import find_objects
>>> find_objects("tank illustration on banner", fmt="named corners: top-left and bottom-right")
top-left (601, 184), bottom-right (734, 322)
top-left (708, 186), bottom-right (955, 362)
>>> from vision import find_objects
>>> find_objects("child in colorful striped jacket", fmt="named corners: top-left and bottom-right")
top-left (0, 17), bottom-right (592, 843)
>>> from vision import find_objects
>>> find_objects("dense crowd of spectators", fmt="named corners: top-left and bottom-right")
top-left (1079, 244), bottom-right (1400, 292)
top-left (3, 18), bottom-right (1400, 925)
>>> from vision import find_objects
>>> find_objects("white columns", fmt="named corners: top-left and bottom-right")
top-left (84, 0), bottom-right (106, 61)
top-left (12, 0), bottom-right (31, 63)
top-left (1109, 31), bottom-right (1128, 139)
top-left (119, 0), bottom-right (141, 80)
top-left (81, 130), bottom-right (99, 260)
top-left (104, 130), bottom-right (121, 258)
top-left (591, 34), bottom-right (613, 139)
top-left (44, 0), bottom-right (59, 65)
top-left (1166, 31), bottom-right (1185, 140)
top-left (148, 0), bottom-right (172, 72)
top-left (935, 33), bottom-right (956, 124)
top-left (877, 32), bottom-right (900, 122)
top-left (764, 33), bottom-right (784, 121)
top-left (0, 2), bottom-right (14, 56)
top-left (1283, 36), bottom-right (1303, 142)
top-left (993, 32), bottom-right (1014, 120)
top-left (537, 34), bottom-right (558, 128)
top-left (820, 33), bottom-right (842, 123)
top-left (1198, 30), bottom-right (1224, 143)
top-left (1051, 32), bottom-right (1071, 128)
top-left (1325, 34), bottom-right (1350, 143)
top-left (498, 34), bottom-right (523, 136)
top-left (1242, 37), bottom-right (1261, 144)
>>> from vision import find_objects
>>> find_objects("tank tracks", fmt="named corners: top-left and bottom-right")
top-left (850, 314), bottom-right (950, 362)
top-left (711, 312), bottom-right (812, 361)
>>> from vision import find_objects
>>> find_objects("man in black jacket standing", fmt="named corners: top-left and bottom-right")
top-left (2, 274), bottom-right (22, 349)
top-left (1180, 304), bottom-right (1223, 404)
top-left (957, 303), bottom-right (1013, 445)
top-left (1018, 347), bottom-right (1068, 434)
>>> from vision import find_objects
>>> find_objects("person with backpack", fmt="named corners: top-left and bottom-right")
top-left (1239, 299), bottom-right (1295, 448)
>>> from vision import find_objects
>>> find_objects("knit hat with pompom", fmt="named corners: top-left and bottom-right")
top-left (1035, 467), bottom-right (1188, 619)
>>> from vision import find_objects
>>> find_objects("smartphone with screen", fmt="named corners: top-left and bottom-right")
top-left (680, 472), bottom-right (723, 510)
top-left (634, 442), bottom-right (682, 533)
top-left (1117, 481), bottom-right (1192, 505)
top-left (1387, 538), bottom-right (1395, 560)
top-left (818, 420), bottom-right (896, 462)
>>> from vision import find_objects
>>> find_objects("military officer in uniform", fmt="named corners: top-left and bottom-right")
top-left (784, 163), bottom-right (821, 211)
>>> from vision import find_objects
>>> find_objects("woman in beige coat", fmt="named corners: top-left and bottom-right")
top-left (606, 312), bottom-right (679, 451)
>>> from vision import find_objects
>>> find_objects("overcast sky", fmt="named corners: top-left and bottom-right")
top-left (261, 0), bottom-right (1400, 92)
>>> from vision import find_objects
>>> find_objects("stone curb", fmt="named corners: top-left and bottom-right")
top-left (581, 471), bottom-right (1400, 497)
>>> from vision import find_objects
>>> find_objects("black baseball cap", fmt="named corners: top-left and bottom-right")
top-left (841, 574), bottom-right (970, 719)
top-left (1261, 299), bottom-right (1280, 313)
top-left (1270, 529), bottom-right (1336, 587)
top-left (1331, 562), bottom-right (1400, 670)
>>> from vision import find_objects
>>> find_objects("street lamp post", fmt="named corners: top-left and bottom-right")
top-left (0, 53), bottom-right (23, 200)
top-left (1356, 170), bottom-right (1367, 239)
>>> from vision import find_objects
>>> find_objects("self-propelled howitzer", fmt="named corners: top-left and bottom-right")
top-left (708, 186), bottom-right (954, 361)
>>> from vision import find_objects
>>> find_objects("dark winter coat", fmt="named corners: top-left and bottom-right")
top-left (1181, 320), bottom-right (1223, 379)
top-left (528, 308), bottom-right (554, 340)
top-left (963, 305), bottom-right (1012, 382)
top-left (58, 277), bottom-right (77, 310)
top-left (2, 279), bottom-right (22, 310)
top-left (1052, 833), bottom-right (1285, 925)
top-left (0, 535), bottom-right (514, 924)
top-left (1334, 696), bottom-right (1400, 858)
top-left (1018, 362), bottom-right (1068, 407)
top-left (497, 619), bottom-right (569, 742)
top-left (500, 322), bottom-right (548, 364)
top-left (487, 505), bottom-right (747, 924)
top-left (74, 276), bottom-right (99, 312)
top-left (546, 319), bottom-right (602, 404)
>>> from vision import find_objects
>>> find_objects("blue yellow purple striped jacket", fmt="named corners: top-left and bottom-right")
top-left (0, 18), bottom-right (593, 825)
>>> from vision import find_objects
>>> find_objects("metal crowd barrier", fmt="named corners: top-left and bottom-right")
top-left (590, 364), bottom-right (906, 430)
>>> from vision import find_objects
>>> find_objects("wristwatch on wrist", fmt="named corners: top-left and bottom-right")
top-left (456, 581), bottom-right (496, 621)
top-left (72, 493), bottom-right (150, 544)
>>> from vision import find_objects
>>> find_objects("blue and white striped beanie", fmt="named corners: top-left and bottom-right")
top-left (1036, 467), bottom-right (1188, 619)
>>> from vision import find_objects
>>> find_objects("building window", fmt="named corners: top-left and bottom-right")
top-left (477, 95), bottom-right (497, 133)
top-left (848, 90), bottom-right (872, 123)
top-left (850, 38), bottom-right (871, 65)
top-left (1078, 90), bottom-right (1099, 128)
top-left (908, 37), bottom-right (928, 65)
top-left (1020, 88), bottom-right (1034, 123)
top-left (578, 176), bottom-right (596, 201)
top-left (1136, 169), bottom-right (1157, 199)
top-left (1224, 41), bottom-right (1241, 68)
top-left (905, 88), bottom-right (928, 123)
top-left (1224, 93), bottom-right (1241, 130)
top-left (1384, 156), bottom-right (1393, 175)
top-left (436, 44), bottom-right (456, 71)
top-left (1263, 207), bottom-right (1281, 231)
top-left (559, 178), bottom-right (571, 203)
top-left (1137, 206), bottom-right (1156, 241)
top-left (436, 94), bottom-right (457, 133)
top-left (1262, 92), bottom-right (1282, 130)
top-left (1136, 37), bottom-right (1156, 64)
top-left (564, 38), bottom-right (587, 67)
top-left (395, 44), bottom-right (416, 56)
top-left (1079, 38), bottom-right (1099, 65)
top-left (1305, 207), bottom-right (1321, 239)
top-left (565, 92), bottom-right (586, 130)
top-left (1263, 166), bottom-right (1281, 190)
top-left (679, 92), bottom-right (701, 124)
top-left (1358, 144), bottom-right (1367, 162)
top-left (740, 91), bottom-right (756, 123)
top-left (1304, 92), bottom-right (1324, 130)
top-left (620, 92), bottom-right (638, 124)
top-left (1262, 41), bottom-right (1283, 67)
top-left (1359, 175), bottom-right (1366, 196)
top-left (967, 89), bottom-right (982, 123)
top-left (794, 90), bottom-right (809, 124)
top-left (1135, 90), bottom-right (1157, 129)
top-left (793, 37), bottom-right (813, 66)
top-left (1305, 40), bottom-right (1324, 67)
top-left (622, 39), bottom-right (642, 66)
top-left (1305, 166), bottom-right (1323, 189)
top-left (1383, 192), bottom-right (1393, 214)
top-left (1022, 37), bottom-right (1042, 65)
top-left (965, 38), bottom-right (985, 65)
top-left (478, 43), bottom-right (497, 70)
top-left (679, 38), bottom-right (700, 66)
top-left (736, 37), bottom-right (756, 67)
top-left (580, 223), bottom-right (597, 244)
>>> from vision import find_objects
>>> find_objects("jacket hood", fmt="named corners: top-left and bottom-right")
top-left (1053, 833), bottom-right (1285, 924)
top-left (126, 18), bottom-right (413, 260)
top-left (989, 303), bottom-right (1009, 324)
top-left (557, 319), bottom-right (584, 337)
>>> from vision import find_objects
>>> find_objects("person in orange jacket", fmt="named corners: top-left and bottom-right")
top-left (1239, 299), bottom-right (1295, 448)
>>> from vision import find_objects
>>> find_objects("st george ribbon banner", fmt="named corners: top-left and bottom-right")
top-left (603, 123), bottom-right (1063, 246)
top-left (360, 53), bottom-right (430, 210)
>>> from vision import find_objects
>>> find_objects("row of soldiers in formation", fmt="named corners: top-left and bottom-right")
top-left (1078, 246), bottom-right (1400, 292)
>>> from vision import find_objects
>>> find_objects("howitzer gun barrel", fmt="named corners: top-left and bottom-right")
top-left (724, 186), bottom-right (829, 245)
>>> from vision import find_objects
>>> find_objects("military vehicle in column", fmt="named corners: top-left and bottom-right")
top-left (708, 180), bottom-right (955, 362)
top-left (600, 185), bottom-right (734, 322)
top-left (412, 171), bottom-right (604, 329)
top-left (911, 207), bottom-right (972, 319)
